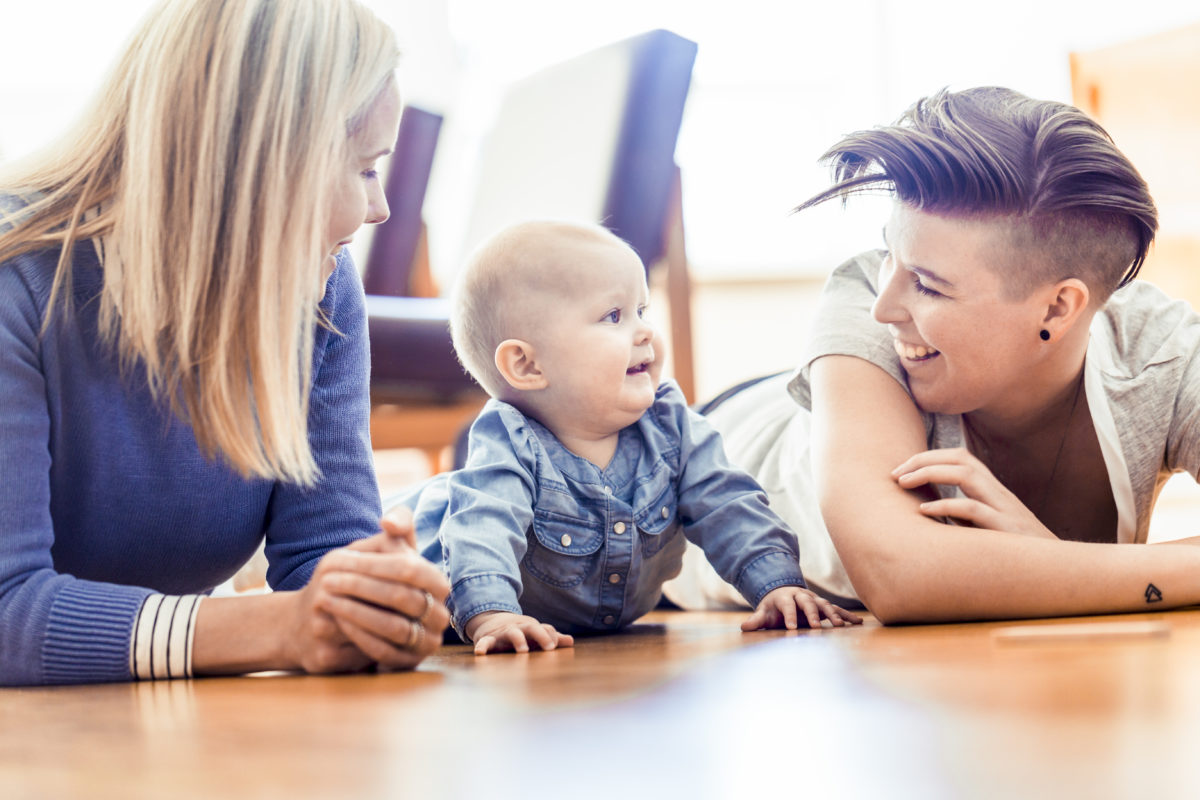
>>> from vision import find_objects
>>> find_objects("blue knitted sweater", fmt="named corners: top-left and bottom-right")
top-left (0, 240), bottom-right (381, 685)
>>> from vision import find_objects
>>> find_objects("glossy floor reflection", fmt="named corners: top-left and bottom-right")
top-left (13, 608), bottom-right (1197, 799)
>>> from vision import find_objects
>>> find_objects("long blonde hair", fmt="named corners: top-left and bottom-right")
top-left (0, 0), bottom-right (398, 486)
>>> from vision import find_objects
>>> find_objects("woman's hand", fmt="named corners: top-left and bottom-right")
top-left (287, 507), bottom-right (451, 673)
top-left (892, 448), bottom-right (1057, 539)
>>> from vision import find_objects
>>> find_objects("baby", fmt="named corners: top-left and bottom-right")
top-left (401, 220), bottom-right (859, 654)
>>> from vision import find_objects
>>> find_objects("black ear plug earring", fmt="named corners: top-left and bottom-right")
top-left (1040, 329), bottom-right (1051, 341)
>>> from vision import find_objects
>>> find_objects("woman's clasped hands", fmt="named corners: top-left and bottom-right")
top-left (288, 507), bottom-right (451, 674)
top-left (892, 447), bottom-right (1057, 539)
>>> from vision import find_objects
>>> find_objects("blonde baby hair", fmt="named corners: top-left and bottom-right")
top-left (449, 220), bottom-right (635, 397)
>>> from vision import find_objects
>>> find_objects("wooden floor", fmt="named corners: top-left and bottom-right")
top-left (6, 607), bottom-right (1200, 799)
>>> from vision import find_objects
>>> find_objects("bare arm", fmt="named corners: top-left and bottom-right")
top-left (810, 355), bottom-right (1200, 623)
top-left (193, 591), bottom-right (331, 675)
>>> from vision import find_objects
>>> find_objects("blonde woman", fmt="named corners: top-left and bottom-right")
top-left (0, 0), bottom-right (450, 686)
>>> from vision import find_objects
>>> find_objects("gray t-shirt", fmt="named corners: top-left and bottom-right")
top-left (665, 249), bottom-right (1200, 605)
top-left (792, 248), bottom-right (1200, 542)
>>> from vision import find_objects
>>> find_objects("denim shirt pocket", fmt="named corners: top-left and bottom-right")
top-left (633, 470), bottom-right (680, 558)
top-left (524, 508), bottom-right (605, 588)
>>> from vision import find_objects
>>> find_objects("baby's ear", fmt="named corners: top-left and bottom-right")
top-left (495, 339), bottom-right (548, 391)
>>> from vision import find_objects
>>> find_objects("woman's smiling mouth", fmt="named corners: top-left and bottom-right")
top-left (893, 339), bottom-right (941, 362)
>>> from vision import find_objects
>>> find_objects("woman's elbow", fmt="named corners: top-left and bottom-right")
top-left (835, 539), bottom-right (926, 625)
top-left (850, 577), bottom-right (918, 625)
top-left (0, 659), bottom-right (34, 687)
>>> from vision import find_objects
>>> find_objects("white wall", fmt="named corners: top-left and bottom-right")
top-left (3, 0), bottom-right (1197, 282)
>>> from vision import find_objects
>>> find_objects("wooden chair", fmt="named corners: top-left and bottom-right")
top-left (367, 29), bottom-right (699, 470)
top-left (363, 105), bottom-right (487, 468)
top-left (362, 105), bottom-right (442, 300)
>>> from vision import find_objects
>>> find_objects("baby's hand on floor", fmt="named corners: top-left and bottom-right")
top-left (741, 586), bottom-right (863, 631)
top-left (465, 611), bottom-right (575, 656)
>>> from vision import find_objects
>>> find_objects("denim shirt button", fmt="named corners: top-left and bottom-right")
top-left (604, 485), bottom-right (612, 495)
top-left (608, 573), bottom-right (621, 584)
top-left (560, 533), bottom-right (572, 547)
top-left (661, 506), bottom-right (670, 519)
top-left (613, 521), bottom-right (626, 534)
top-left (603, 615), bottom-right (615, 625)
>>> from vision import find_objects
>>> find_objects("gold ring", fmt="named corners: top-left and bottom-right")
top-left (417, 590), bottom-right (435, 626)
top-left (405, 620), bottom-right (425, 651)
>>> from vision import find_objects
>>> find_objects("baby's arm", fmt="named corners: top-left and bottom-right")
top-left (431, 404), bottom-right (585, 650)
top-left (464, 611), bottom-right (574, 656)
top-left (741, 586), bottom-right (862, 631)
top-left (659, 385), bottom-right (807, 605)
top-left (426, 408), bottom-right (537, 638)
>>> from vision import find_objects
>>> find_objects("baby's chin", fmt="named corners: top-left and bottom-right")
top-left (625, 387), bottom-right (658, 417)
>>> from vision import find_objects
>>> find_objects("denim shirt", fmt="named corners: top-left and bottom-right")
top-left (403, 381), bottom-right (804, 639)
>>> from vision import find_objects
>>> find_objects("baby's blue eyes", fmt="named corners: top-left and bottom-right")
top-left (603, 306), bottom-right (647, 324)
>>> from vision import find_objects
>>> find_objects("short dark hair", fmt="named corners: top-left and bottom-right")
top-left (797, 86), bottom-right (1158, 299)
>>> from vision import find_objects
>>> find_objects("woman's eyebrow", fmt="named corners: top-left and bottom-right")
top-left (883, 227), bottom-right (955, 288)
top-left (911, 264), bottom-right (955, 289)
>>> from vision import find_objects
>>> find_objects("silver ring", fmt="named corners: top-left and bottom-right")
top-left (405, 619), bottom-right (424, 651)
top-left (417, 590), bottom-right (435, 626)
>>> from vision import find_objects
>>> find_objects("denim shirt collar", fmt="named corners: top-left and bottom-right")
top-left (521, 411), bottom-right (644, 503)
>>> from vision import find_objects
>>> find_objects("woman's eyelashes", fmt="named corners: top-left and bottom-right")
top-left (883, 241), bottom-right (945, 298)
top-left (884, 248), bottom-right (943, 299)
top-left (361, 168), bottom-right (378, 180)
top-left (912, 273), bottom-right (944, 298)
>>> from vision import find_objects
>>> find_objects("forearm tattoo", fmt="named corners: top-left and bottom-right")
top-left (1144, 583), bottom-right (1163, 603)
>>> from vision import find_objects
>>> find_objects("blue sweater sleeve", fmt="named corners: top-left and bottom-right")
top-left (0, 259), bottom-right (152, 685)
top-left (262, 255), bottom-right (381, 590)
top-left (652, 381), bottom-right (805, 606)
top-left (0, 250), bottom-right (378, 686)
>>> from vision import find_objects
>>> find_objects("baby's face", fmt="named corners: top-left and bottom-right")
top-left (529, 239), bottom-right (662, 434)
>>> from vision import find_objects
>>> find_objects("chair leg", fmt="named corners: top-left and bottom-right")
top-left (369, 395), bottom-right (488, 472)
top-left (662, 165), bottom-right (696, 404)
top-left (407, 222), bottom-right (440, 298)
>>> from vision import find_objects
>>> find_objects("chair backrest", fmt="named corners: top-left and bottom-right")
top-left (603, 29), bottom-right (697, 267)
top-left (362, 104), bottom-right (443, 297)
top-left (458, 29), bottom-right (697, 270)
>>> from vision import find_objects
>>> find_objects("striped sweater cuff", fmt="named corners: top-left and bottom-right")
top-left (130, 595), bottom-right (203, 680)
top-left (43, 583), bottom-right (152, 684)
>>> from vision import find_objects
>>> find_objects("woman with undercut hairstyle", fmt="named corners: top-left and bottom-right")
top-left (667, 86), bottom-right (1200, 623)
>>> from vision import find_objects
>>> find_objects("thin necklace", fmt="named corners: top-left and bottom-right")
top-left (963, 371), bottom-right (1085, 523)
top-left (1034, 372), bottom-right (1084, 521)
